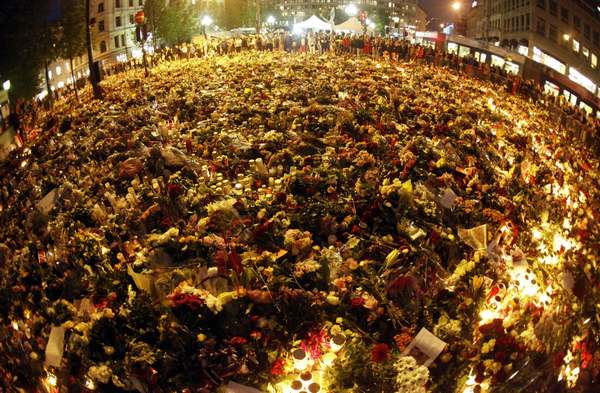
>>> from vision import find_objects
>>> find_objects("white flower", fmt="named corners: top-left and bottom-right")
top-left (395, 356), bottom-right (429, 393)
top-left (88, 364), bottom-right (112, 384)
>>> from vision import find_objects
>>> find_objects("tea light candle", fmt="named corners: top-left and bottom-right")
top-left (293, 349), bottom-right (308, 371)
top-left (330, 335), bottom-right (346, 352)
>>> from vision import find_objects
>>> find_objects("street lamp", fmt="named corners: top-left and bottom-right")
top-left (452, 2), bottom-right (462, 11)
top-left (201, 15), bottom-right (213, 27)
top-left (345, 4), bottom-right (358, 17)
top-left (563, 33), bottom-right (570, 41)
top-left (2, 80), bottom-right (10, 91)
top-left (267, 15), bottom-right (276, 25)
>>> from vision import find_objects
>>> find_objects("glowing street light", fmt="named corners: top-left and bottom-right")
top-left (2, 80), bottom-right (10, 91)
top-left (266, 15), bottom-right (276, 25)
top-left (452, 2), bottom-right (462, 11)
top-left (201, 15), bottom-right (213, 27)
top-left (563, 33), bottom-right (571, 41)
top-left (440, 23), bottom-right (445, 28)
top-left (345, 4), bottom-right (358, 16)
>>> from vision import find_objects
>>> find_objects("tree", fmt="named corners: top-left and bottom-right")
top-left (85, 0), bottom-right (102, 99)
top-left (57, 0), bottom-right (86, 101)
top-left (0, 0), bottom-right (56, 102)
top-left (144, 0), bottom-right (166, 49)
top-left (145, 0), bottom-right (195, 47)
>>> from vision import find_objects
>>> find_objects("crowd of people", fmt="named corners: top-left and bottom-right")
top-left (3, 31), bottom-right (600, 158)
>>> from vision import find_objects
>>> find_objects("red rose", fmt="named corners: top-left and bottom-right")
top-left (271, 358), bottom-right (286, 376)
top-left (371, 343), bottom-right (390, 363)
top-left (351, 297), bottom-right (365, 308)
top-left (230, 336), bottom-right (247, 345)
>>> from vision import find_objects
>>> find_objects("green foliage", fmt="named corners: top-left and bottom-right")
top-left (218, 0), bottom-right (254, 30)
top-left (145, 0), bottom-right (195, 46)
top-left (57, 0), bottom-right (86, 61)
top-left (0, 0), bottom-right (57, 99)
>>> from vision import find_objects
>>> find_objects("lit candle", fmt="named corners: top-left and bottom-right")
top-left (85, 378), bottom-right (96, 390)
top-left (329, 335), bottom-right (346, 352)
top-left (46, 372), bottom-right (57, 387)
top-left (293, 349), bottom-right (308, 371)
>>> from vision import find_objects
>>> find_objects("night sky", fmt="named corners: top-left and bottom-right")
top-left (420, 0), bottom-right (453, 24)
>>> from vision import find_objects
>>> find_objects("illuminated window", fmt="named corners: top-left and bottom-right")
top-left (582, 47), bottom-right (589, 59)
top-left (572, 39), bottom-right (579, 53)
top-left (55, 66), bottom-right (62, 76)
top-left (569, 68), bottom-right (596, 93)
top-left (544, 81), bottom-right (560, 96)
top-left (592, 53), bottom-right (598, 69)
top-left (447, 42), bottom-right (458, 54)
top-left (518, 45), bottom-right (528, 56)
top-left (491, 55), bottom-right (505, 68)
top-left (48, 70), bottom-right (52, 79)
top-left (579, 102), bottom-right (592, 116)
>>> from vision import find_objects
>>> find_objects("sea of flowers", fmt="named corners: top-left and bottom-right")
top-left (0, 51), bottom-right (599, 392)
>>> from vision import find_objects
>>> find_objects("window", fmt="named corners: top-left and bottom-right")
top-left (582, 47), bottom-right (589, 59)
top-left (139, 0), bottom-right (143, 5)
top-left (549, 24), bottom-right (557, 42)
top-left (115, 0), bottom-right (121, 7)
top-left (98, 20), bottom-right (105, 32)
top-left (594, 31), bottom-right (599, 47)
top-left (573, 16), bottom-right (580, 31)
top-left (536, 0), bottom-right (545, 9)
top-left (100, 41), bottom-right (107, 53)
top-left (48, 70), bottom-right (52, 79)
top-left (573, 39), bottom-right (580, 53)
top-left (536, 17), bottom-right (545, 36)
top-left (584, 24), bottom-right (590, 40)
top-left (560, 7), bottom-right (568, 22)
top-left (121, 34), bottom-right (125, 47)
top-left (591, 53), bottom-right (597, 69)
top-left (129, 14), bottom-right (134, 24)
top-left (98, 2), bottom-right (104, 12)
top-left (114, 36), bottom-right (120, 48)
top-left (129, 0), bottom-right (133, 6)
top-left (549, 0), bottom-right (557, 16)
top-left (116, 16), bottom-right (122, 27)
top-left (526, 13), bottom-right (530, 30)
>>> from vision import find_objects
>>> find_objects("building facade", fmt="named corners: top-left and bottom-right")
top-left (266, 0), bottom-right (426, 32)
top-left (466, 0), bottom-right (599, 113)
top-left (42, 0), bottom-right (146, 96)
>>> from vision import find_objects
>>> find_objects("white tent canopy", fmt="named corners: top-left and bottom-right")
top-left (293, 15), bottom-right (333, 32)
top-left (335, 17), bottom-right (373, 34)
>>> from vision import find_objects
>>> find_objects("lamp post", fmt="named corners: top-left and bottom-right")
top-left (451, 1), bottom-right (466, 36)
top-left (345, 4), bottom-right (358, 17)
top-left (201, 14), bottom-right (213, 37)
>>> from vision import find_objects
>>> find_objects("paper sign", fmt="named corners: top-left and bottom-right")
top-left (402, 328), bottom-right (447, 367)
top-left (128, 265), bottom-right (155, 295)
top-left (439, 188), bottom-right (457, 209)
top-left (221, 382), bottom-right (262, 393)
top-left (44, 326), bottom-right (65, 368)
top-left (78, 298), bottom-right (95, 317)
top-left (458, 225), bottom-right (488, 250)
top-left (37, 188), bottom-right (59, 215)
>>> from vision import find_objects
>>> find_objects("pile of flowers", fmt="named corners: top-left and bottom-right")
top-left (0, 51), bottom-right (599, 392)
